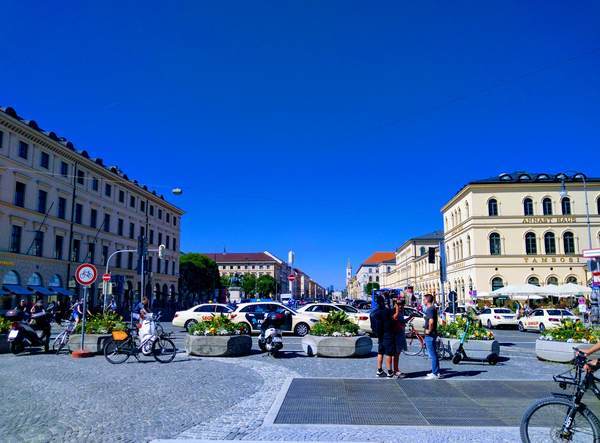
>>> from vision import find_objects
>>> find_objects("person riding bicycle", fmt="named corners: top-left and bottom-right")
top-left (132, 297), bottom-right (151, 323)
top-left (70, 299), bottom-right (91, 325)
top-left (583, 342), bottom-right (600, 373)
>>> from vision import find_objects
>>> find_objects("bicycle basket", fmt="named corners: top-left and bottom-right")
top-left (112, 330), bottom-right (128, 341)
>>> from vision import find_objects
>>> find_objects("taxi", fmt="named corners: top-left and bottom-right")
top-left (517, 308), bottom-right (579, 333)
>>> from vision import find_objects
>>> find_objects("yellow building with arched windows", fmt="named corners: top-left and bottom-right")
top-left (441, 172), bottom-right (600, 305)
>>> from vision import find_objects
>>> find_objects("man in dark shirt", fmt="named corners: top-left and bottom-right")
top-left (423, 293), bottom-right (441, 379)
top-left (370, 294), bottom-right (396, 377)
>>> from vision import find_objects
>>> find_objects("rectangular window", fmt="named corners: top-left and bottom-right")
top-left (127, 252), bottom-right (133, 270)
top-left (102, 246), bottom-right (109, 266)
top-left (173, 217), bottom-right (177, 226)
top-left (172, 261), bottom-right (176, 276)
top-left (32, 232), bottom-right (44, 257)
top-left (75, 203), bottom-right (83, 224)
top-left (118, 218), bottom-right (124, 236)
top-left (77, 170), bottom-right (85, 185)
top-left (149, 230), bottom-right (154, 244)
top-left (60, 161), bottom-right (68, 177)
top-left (158, 232), bottom-right (162, 246)
top-left (92, 177), bottom-right (99, 191)
top-left (18, 141), bottom-right (28, 159)
top-left (0, 130), bottom-right (3, 148)
top-left (37, 190), bottom-right (47, 213)
top-left (140, 200), bottom-right (146, 212)
top-left (118, 189), bottom-right (125, 203)
top-left (116, 252), bottom-right (122, 268)
top-left (54, 235), bottom-right (64, 260)
top-left (10, 226), bottom-right (22, 253)
top-left (90, 209), bottom-right (98, 228)
top-left (149, 205), bottom-right (154, 216)
top-left (130, 195), bottom-right (136, 208)
top-left (166, 235), bottom-right (170, 249)
top-left (58, 197), bottom-right (67, 219)
top-left (156, 258), bottom-right (161, 273)
top-left (166, 213), bottom-right (170, 223)
top-left (165, 259), bottom-right (169, 274)
top-left (148, 256), bottom-right (153, 273)
top-left (88, 243), bottom-right (95, 263)
top-left (129, 222), bottom-right (135, 239)
top-left (40, 152), bottom-right (49, 169)
top-left (172, 237), bottom-right (176, 251)
top-left (72, 239), bottom-right (81, 262)
top-left (14, 182), bottom-right (26, 207)
top-left (140, 226), bottom-right (145, 238)
top-left (105, 183), bottom-right (112, 197)
top-left (103, 214), bottom-right (110, 232)
top-left (158, 209), bottom-right (163, 220)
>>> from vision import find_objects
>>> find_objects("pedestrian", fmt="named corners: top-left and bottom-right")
top-left (423, 293), bottom-right (442, 379)
top-left (391, 295), bottom-right (414, 378)
top-left (370, 294), bottom-right (396, 377)
top-left (108, 297), bottom-right (117, 313)
top-left (132, 296), bottom-right (151, 323)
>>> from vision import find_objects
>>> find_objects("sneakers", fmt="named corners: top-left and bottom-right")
top-left (376, 368), bottom-right (385, 377)
top-left (386, 370), bottom-right (395, 378)
top-left (395, 371), bottom-right (407, 379)
top-left (424, 373), bottom-right (442, 380)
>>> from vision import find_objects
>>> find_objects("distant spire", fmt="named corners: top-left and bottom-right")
top-left (223, 245), bottom-right (226, 254)
top-left (346, 258), bottom-right (351, 269)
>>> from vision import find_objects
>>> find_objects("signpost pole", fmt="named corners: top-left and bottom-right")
top-left (80, 285), bottom-right (88, 350)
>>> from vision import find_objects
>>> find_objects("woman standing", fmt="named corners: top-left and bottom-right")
top-left (391, 295), bottom-right (414, 378)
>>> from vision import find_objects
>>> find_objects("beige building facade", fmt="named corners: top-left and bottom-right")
top-left (0, 106), bottom-right (183, 311)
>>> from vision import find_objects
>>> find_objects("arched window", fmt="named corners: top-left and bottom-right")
top-left (457, 208), bottom-right (462, 223)
top-left (523, 198), bottom-right (534, 216)
top-left (488, 198), bottom-right (498, 216)
top-left (491, 277), bottom-right (504, 291)
top-left (466, 235), bottom-right (471, 256)
top-left (547, 276), bottom-right (559, 286)
top-left (566, 276), bottom-right (578, 284)
top-left (489, 233), bottom-right (501, 255)
top-left (597, 197), bottom-right (600, 215)
top-left (561, 197), bottom-right (571, 215)
top-left (542, 198), bottom-right (553, 215)
top-left (465, 201), bottom-right (469, 218)
top-left (420, 246), bottom-right (426, 256)
top-left (2, 270), bottom-right (20, 285)
top-left (525, 232), bottom-right (537, 255)
top-left (27, 272), bottom-right (43, 286)
top-left (544, 232), bottom-right (556, 255)
top-left (563, 231), bottom-right (575, 255)
top-left (48, 274), bottom-right (62, 287)
top-left (528, 276), bottom-right (540, 286)
top-left (459, 240), bottom-right (463, 259)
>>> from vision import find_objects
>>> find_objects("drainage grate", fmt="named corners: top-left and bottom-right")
top-left (274, 379), bottom-right (567, 426)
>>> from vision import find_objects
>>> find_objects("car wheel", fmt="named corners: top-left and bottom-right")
top-left (518, 322), bottom-right (525, 332)
top-left (184, 319), bottom-right (198, 332)
top-left (539, 323), bottom-right (545, 333)
top-left (486, 320), bottom-right (493, 329)
top-left (294, 322), bottom-right (310, 337)
top-left (239, 323), bottom-right (252, 335)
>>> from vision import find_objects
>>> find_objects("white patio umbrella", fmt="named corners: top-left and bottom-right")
top-left (557, 283), bottom-right (592, 296)
top-left (475, 291), bottom-right (494, 299)
top-left (491, 284), bottom-right (551, 298)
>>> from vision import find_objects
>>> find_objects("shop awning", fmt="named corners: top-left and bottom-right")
top-left (2, 284), bottom-right (33, 296)
top-left (28, 286), bottom-right (56, 296)
top-left (0, 288), bottom-right (8, 296)
top-left (51, 287), bottom-right (73, 297)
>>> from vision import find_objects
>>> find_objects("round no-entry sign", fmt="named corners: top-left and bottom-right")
top-left (75, 263), bottom-right (98, 286)
top-left (102, 273), bottom-right (111, 282)
top-left (288, 275), bottom-right (296, 282)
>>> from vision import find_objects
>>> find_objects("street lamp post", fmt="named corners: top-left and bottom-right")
top-left (560, 173), bottom-right (592, 249)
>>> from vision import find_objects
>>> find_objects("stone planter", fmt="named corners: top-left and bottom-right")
top-left (0, 334), bottom-right (9, 354)
top-left (185, 334), bottom-right (252, 357)
top-left (68, 334), bottom-right (112, 354)
top-left (442, 338), bottom-right (500, 359)
top-left (535, 339), bottom-right (600, 363)
top-left (302, 335), bottom-right (373, 357)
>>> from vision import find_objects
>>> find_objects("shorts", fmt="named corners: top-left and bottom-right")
top-left (380, 335), bottom-right (396, 356)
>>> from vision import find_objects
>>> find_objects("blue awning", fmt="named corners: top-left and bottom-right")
top-left (2, 284), bottom-right (33, 296)
top-left (51, 287), bottom-right (73, 297)
top-left (28, 286), bottom-right (56, 296)
top-left (0, 288), bottom-right (8, 296)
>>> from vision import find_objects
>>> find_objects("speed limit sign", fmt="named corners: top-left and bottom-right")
top-left (75, 263), bottom-right (98, 287)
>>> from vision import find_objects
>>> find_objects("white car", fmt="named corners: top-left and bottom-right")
top-left (297, 303), bottom-right (370, 331)
top-left (172, 303), bottom-right (234, 331)
top-left (477, 308), bottom-right (518, 329)
top-left (444, 306), bottom-right (467, 322)
top-left (518, 308), bottom-right (579, 333)
top-left (230, 302), bottom-right (320, 336)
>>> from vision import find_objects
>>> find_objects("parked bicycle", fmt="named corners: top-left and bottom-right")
top-left (404, 322), bottom-right (450, 359)
top-left (52, 320), bottom-right (75, 354)
top-left (520, 348), bottom-right (600, 442)
top-left (103, 326), bottom-right (176, 364)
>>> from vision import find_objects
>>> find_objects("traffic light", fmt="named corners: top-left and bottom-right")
top-left (137, 235), bottom-right (147, 273)
top-left (428, 247), bottom-right (436, 264)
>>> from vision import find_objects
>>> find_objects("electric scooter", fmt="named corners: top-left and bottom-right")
top-left (451, 316), bottom-right (498, 365)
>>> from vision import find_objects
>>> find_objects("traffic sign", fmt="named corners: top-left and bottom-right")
top-left (75, 263), bottom-right (97, 286)
top-left (102, 273), bottom-right (111, 282)
top-left (593, 272), bottom-right (600, 289)
top-left (583, 249), bottom-right (600, 258)
top-left (288, 275), bottom-right (296, 282)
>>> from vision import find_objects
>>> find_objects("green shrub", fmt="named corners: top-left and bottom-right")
top-left (188, 314), bottom-right (246, 336)
top-left (310, 311), bottom-right (359, 337)
top-left (541, 319), bottom-right (600, 344)
top-left (0, 316), bottom-right (11, 334)
top-left (74, 311), bottom-right (126, 334)
top-left (438, 315), bottom-right (494, 341)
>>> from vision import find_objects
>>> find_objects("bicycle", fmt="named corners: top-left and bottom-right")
top-left (52, 320), bottom-right (75, 354)
top-left (520, 348), bottom-right (600, 442)
top-left (404, 322), bottom-right (450, 359)
top-left (103, 326), bottom-right (176, 364)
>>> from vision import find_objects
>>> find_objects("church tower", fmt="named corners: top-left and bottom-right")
top-left (345, 259), bottom-right (352, 287)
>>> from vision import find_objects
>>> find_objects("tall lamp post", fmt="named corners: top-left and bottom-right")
top-left (560, 172), bottom-right (593, 250)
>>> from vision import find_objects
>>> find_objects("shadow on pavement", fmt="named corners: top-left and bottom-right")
top-left (439, 369), bottom-right (487, 378)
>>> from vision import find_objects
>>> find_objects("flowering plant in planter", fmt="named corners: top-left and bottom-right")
top-left (438, 315), bottom-right (495, 341)
top-left (0, 316), bottom-right (11, 334)
top-left (74, 311), bottom-right (126, 334)
top-left (310, 311), bottom-right (360, 337)
top-left (188, 314), bottom-right (246, 336)
top-left (539, 320), bottom-right (600, 344)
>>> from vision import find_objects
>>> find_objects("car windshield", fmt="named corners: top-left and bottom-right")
top-left (495, 309), bottom-right (512, 314)
top-left (547, 309), bottom-right (562, 315)
top-left (445, 307), bottom-right (466, 313)
top-left (561, 310), bottom-right (574, 316)
top-left (336, 305), bottom-right (357, 313)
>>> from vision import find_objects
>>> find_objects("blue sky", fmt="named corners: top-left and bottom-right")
top-left (1, 2), bottom-right (599, 288)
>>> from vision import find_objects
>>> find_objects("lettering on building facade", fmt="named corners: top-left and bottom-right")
top-left (522, 216), bottom-right (576, 224)
top-left (523, 256), bottom-right (579, 264)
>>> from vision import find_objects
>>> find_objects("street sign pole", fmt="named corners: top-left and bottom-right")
top-left (81, 285), bottom-right (88, 350)
top-left (73, 263), bottom-right (97, 358)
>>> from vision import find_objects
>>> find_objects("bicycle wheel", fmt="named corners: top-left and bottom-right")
top-left (104, 338), bottom-right (132, 364)
top-left (405, 335), bottom-right (424, 356)
top-left (520, 397), bottom-right (600, 442)
top-left (152, 337), bottom-right (176, 363)
top-left (155, 323), bottom-right (165, 337)
top-left (435, 337), bottom-right (448, 360)
top-left (52, 331), bottom-right (67, 354)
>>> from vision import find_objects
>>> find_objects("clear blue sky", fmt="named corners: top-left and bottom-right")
top-left (1, 2), bottom-right (599, 289)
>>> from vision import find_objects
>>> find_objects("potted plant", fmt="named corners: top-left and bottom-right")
top-left (302, 311), bottom-right (372, 357)
top-left (536, 320), bottom-right (600, 363)
top-left (0, 316), bottom-right (11, 354)
top-left (69, 312), bottom-right (127, 354)
top-left (185, 314), bottom-right (252, 357)
top-left (438, 315), bottom-right (500, 360)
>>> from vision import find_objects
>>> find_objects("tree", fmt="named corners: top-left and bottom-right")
top-left (241, 273), bottom-right (257, 297)
top-left (364, 282), bottom-right (380, 295)
top-left (220, 274), bottom-right (231, 288)
top-left (178, 253), bottom-right (220, 304)
top-left (256, 275), bottom-right (276, 297)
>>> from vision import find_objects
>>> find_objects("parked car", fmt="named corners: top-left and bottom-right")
top-left (477, 307), bottom-right (518, 329)
top-left (352, 300), bottom-right (371, 310)
top-left (229, 302), bottom-right (319, 336)
top-left (172, 303), bottom-right (234, 331)
top-left (297, 303), bottom-right (370, 329)
top-left (443, 306), bottom-right (467, 322)
top-left (518, 308), bottom-right (579, 333)
top-left (358, 306), bottom-right (430, 335)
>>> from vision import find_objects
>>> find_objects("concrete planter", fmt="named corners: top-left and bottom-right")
top-left (185, 334), bottom-right (252, 357)
top-left (302, 335), bottom-right (373, 358)
top-left (442, 337), bottom-right (500, 359)
top-left (535, 339), bottom-right (600, 363)
top-left (0, 334), bottom-right (9, 354)
top-left (68, 334), bottom-right (112, 354)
